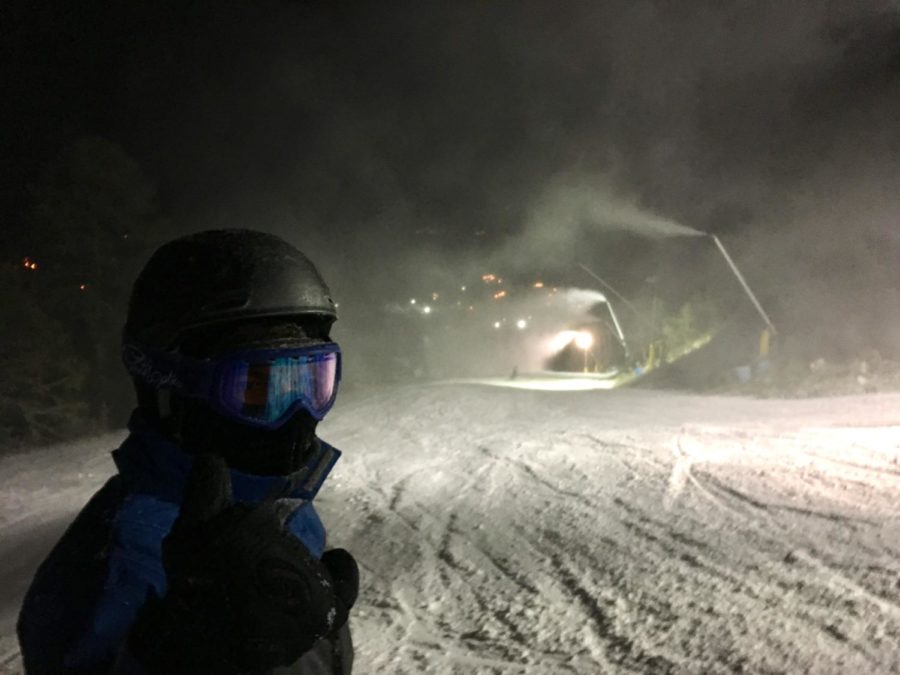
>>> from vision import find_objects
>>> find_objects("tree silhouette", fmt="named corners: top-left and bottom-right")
top-left (21, 137), bottom-right (165, 430)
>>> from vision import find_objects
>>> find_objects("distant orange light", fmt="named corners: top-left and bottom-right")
top-left (493, 290), bottom-right (507, 299)
top-left (79, 284), bottom-right (86, 291)
top-left (22, 257), bottom-right (38, 270)
top-left (481, 274), bottom-right (496, 282)
top-left (533, 281), bottom-right (544, 288)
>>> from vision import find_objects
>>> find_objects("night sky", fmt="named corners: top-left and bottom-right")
top-left (5, 0), bottom-right (900, 355)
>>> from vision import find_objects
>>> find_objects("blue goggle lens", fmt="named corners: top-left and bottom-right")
top-left (217, 349), bottom-right (339, 426)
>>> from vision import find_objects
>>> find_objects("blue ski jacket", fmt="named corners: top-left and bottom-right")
top-left (17, 412), bottom-right (343, 674)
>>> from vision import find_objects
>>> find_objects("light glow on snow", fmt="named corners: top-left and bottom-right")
top-left (495, 376), bottom-right (616, 390)
top-left (443, 371), bottom-right (623, 390)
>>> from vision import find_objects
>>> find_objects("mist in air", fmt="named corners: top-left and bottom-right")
top-left (152, 1), bottom-right (895, 368)
top-left (7, 0), bottom-right (900, 378)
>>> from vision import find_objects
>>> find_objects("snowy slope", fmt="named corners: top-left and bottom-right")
top-left (2, 385), bottom-right (899, 674)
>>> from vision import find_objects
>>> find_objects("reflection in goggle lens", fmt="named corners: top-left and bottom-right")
top-left (222, 350), bottom-right (339, 424)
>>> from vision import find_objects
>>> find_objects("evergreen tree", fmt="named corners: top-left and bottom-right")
top-left (0, 264), bottom-right (89, 446)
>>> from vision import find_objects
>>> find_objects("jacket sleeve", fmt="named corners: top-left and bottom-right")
top-left (17, 476), bottom-right (128, 674)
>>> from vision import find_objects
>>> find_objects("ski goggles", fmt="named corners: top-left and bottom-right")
top-left (123, 342), bottom-right (342, 429)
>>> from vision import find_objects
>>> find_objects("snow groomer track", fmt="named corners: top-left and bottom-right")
top-left (2, 386), bottom-right (899, 674)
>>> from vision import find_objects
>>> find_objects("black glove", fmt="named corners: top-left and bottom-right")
top-left (127, 454), bottom-right (358, 675)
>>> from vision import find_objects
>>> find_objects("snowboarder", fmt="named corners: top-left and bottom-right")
top-left (18, 229), bottom-right (358, 674)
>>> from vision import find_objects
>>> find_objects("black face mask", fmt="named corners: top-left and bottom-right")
top-left (172, 397), bottom-right (320, 477)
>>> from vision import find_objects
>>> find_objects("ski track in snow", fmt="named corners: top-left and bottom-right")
top-left (2, 387), bottom-right (899, 674)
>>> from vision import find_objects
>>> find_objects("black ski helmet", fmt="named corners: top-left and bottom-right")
top-left (124, 229), bottom-right (337, 350)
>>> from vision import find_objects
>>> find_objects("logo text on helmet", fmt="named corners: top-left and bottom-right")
top-left (122, 344), bottom-right (183, 389)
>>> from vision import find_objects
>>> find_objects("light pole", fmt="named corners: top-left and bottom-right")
top-left (709, 235), bottom-right (777, 335)
top-left (578, 262), bottom-right (643, 358)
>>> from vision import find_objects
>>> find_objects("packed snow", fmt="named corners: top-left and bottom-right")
top-left (1, 383), bottom-right (899, 674)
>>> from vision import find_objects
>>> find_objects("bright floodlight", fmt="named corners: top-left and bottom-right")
top-left (410, 298), bottom-right (416, 304)
top-left (423, 305), bottom-right (432, 314)
top-left (516, 319), bottom-right (527, 329)
top-left (549, 330), bottom-right (578, 352)
top-left (493, 321), bottom-right (501, 329)
top-left (574, 331), bottom-right (594, 350)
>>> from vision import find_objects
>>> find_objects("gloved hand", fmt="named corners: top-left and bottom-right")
top-left (127, 454), bottom-right (358, 675)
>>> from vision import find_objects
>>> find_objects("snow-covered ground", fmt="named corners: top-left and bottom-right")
top-left (2, 384), bottom-right (899, 674)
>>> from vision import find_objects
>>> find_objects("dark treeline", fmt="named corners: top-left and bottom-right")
top-left (1, 2), bottom-right (181, 446)
top-left (1, 138), bottom-right (168, 447)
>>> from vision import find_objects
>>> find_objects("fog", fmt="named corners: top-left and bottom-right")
top-left (161, 1), bottom-right (897, 362)
top-left (7, 0), bottom-right (900, 373)
top-left (377, 287), bottom-right (618, 381)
